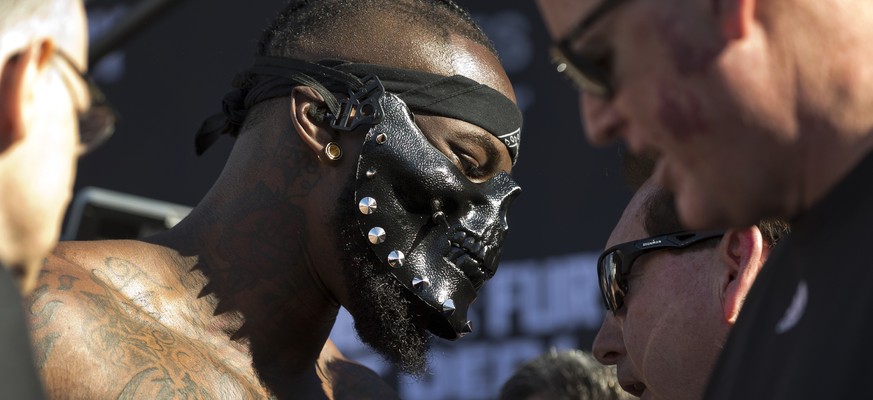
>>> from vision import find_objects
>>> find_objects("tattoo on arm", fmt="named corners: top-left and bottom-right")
top-left (58, 275), bottom-right (79, 291)
top-left (32, 333), bottom-right (60, 370)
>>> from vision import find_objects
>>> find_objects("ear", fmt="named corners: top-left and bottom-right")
top-left (289, 86), bottom-right (335, 158)
top-left (714, 0), bottom-right (756, 40)
top-left (719, 226), bottom-right (765, 324)
top-left (0, 41), bottom-right (54, 153)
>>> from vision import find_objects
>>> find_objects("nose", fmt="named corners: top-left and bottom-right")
top-left (495, 184), bottom-right (521, 233)
top-left (459, 172), bottom-right (520, 237)
top-left (593, 311), bottom-right (624, 366)
top-left (581, 91), bottom-right (624, 147)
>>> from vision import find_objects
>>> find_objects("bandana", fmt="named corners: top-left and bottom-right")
top-left (195, 57), bottom-right (522, 164)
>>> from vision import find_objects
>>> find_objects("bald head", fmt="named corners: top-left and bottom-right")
top-left (0, 0), bottom-right (86, 69)
top-left (0, 0), bottom-right (57, 31)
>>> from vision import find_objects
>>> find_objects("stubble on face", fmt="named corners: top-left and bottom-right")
top-left (332, 174), bottom-right (432, 377)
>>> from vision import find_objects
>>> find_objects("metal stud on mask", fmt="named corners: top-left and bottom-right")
top-left (354, 93), bottom-right (521, 340)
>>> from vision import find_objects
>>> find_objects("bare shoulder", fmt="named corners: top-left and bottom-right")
top-left (319, 340), bottom-right (399, 400)
top-left (27, 241), bottom-right (265, 399)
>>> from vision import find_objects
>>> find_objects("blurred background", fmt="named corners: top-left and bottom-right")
top-left (73, 0), bottom-right (633, 398)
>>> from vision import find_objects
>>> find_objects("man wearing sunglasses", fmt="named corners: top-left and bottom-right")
top-left (593, 178), bottom-right (788, 399)
top-left (538, 0), bottom-right (873, 397)
top-left (0, 0), bottom-right (115, 398)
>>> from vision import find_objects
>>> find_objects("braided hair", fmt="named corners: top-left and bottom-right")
top-left (259, 0), bottom-right (496, 57)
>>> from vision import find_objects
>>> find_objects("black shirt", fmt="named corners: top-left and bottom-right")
top-left (0, 265), bottom-right (45, 399)
top-left (705, 151), bottom-right (873, 399)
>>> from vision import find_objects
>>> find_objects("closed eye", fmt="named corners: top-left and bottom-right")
top-left (449, 133), bottom-right (501, 181)
top-left (457, 152), bottom-right (483, 178)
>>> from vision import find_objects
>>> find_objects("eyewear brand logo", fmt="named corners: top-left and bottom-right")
top-left (641, 239), bottom-right (662, 248)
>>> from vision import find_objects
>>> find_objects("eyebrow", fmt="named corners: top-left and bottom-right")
top-left (454, 129), bottom-right (503, 169)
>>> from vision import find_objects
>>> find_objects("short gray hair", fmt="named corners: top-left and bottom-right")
top-left (499, 349), bottom-right (634, 400)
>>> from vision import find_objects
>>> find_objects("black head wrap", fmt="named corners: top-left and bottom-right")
top-left (195, 57), bottom-right (522, 164)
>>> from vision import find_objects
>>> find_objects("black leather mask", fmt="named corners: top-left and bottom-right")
top-left (354, 93), bottom-right (521, 340)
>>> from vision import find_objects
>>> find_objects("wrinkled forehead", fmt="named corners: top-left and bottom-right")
top-left (605, 181), bottom-right (658, 248)
top-left (605, 208), bottom-right (648, 250)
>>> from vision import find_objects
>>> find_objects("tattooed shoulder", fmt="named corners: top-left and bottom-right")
top-left (27, 251), bottom-right (268, 399)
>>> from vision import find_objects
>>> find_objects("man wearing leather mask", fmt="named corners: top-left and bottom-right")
top-left (26, 1), bottom-right (521, 399)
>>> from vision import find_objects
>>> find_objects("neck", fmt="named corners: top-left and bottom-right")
top-left (146, 160), bottom-right (340, 396)
top-left (795, 129), bottom-right (873, 215)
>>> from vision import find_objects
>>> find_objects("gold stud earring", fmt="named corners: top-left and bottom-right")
top-left (324, 142), bottom-right (343, 161)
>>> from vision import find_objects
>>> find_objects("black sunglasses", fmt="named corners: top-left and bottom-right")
top-left (597, 230), bottom-right (725, 313)
top-left (54, 50), bottom-right (117, 154)
top-left (549, 0), bottom-right (631, 98)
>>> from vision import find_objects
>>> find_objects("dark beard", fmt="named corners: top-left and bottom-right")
top-left (332, 174), bottom-right (432, 376)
